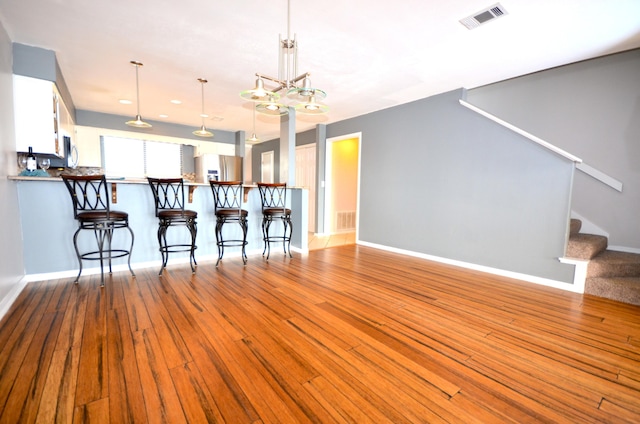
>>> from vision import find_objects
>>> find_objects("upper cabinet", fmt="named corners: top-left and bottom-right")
top-left (13, 75), bottom-right (74, 157)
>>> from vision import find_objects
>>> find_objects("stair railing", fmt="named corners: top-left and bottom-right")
top-left (459, 99), bottom-right (623, 192)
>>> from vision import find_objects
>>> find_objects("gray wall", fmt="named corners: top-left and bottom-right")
top-left (76, 110), bottom-right (238, 145)
top-left (0, 20), bottom-right (26, 315)
top-left (13, 43), bottom-right (75, 117)
top-left (467, 49), bottom-right (640, 250)
top-left (327, 89), bottom-right (576, 283)
top-left (250, 128), bottom-right (317, 184)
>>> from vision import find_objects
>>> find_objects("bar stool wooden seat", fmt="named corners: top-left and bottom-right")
top-left (257, 182), bottom-right (292, 260)
top-left (147, 177), bottom-right (197, 275)
top-left (61, 174), bottom-right (135, 287)
top-left (210, 181), bottom-right (248, 267)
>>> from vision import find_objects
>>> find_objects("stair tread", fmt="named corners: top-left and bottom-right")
top-left (587, 249), bottom-right (640, 278)
top-left (585, 277), bottom-right (640, 306)
top-left (566, 233), bottom-right (608, 260)
top-left (590, 249), bottom-right (640, 264)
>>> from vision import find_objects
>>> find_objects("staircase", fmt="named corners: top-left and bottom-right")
top-left (567, 219), bottom-right (640, 305)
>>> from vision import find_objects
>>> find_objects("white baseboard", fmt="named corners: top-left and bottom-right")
top-left (608, 245), bottom-right (640, 255)
top-left (357, 240), bottom-right (584, 293)
top-left (0, 276), bottom-right (29, 322)
top-left (23, 248), bottom-right (278, 282)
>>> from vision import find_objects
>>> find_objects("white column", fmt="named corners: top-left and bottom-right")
top-left (279, 107), bottom-right (296, 185)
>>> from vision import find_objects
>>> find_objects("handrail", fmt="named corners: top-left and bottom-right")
top-left (459, 99), bottom-right (581, 162)
top-left (575, 162), bottom-right (623, 192)
top-left (459, 99), bottom-right (623, 192)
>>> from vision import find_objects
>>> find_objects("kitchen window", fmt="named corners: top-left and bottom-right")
top-left (102, 136), bottom-right (182, 178)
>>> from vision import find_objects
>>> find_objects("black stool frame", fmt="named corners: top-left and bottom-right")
top-left (61, 174), bottom-right (135, 287)
top-left (257, 182), bottom-right (292, 260)
top-left (210, 181), bottom-right (248, 267)
top-left (147, 177), bottom-right (198, 275)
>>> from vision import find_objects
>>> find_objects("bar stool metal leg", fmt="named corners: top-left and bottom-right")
top-left (188, 217), bottom-right (198, 272)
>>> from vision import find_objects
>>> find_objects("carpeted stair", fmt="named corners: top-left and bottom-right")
top-left (567, 219), bottom-right (640, 305)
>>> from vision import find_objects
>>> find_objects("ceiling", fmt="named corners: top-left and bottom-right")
top-left (1, 0), bottom-right (639, 142)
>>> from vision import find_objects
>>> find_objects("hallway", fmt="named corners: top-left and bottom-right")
top-left (308, 232), bottom-right (356, 251)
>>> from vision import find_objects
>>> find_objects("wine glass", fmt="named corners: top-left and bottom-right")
top-left (17, 154), bottom-right (27, 171)
top-left (39, 158), bottom-right (51, 173)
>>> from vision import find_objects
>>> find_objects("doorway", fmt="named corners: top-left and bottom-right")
top-left (260, 151), bottom-right (274, 183)
top-left (295, 144), bottom-right (316, 232)
top-left (324, 133), bottom-right (361, 238)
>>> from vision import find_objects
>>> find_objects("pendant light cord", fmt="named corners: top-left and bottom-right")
top-left (135, 64), bottom-right (141, 116)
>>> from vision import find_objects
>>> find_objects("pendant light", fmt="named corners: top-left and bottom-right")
top-left (247, 107), bottom-right (260, 143)
top-left (125, 61), bottom-right (152, 128)
top-left (193, 78), bottom-right (214, 138)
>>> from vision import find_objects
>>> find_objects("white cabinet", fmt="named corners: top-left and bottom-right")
top-left (13, 75), bottom-right (72, 157)
top-left (74, 126), bottom-right (103, 167)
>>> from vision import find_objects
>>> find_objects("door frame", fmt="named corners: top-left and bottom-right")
top-left (324, 132), bottom-right (362, 238)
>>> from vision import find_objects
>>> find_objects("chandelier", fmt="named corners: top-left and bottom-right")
top-left (240, 0), bottom-right (328, 115)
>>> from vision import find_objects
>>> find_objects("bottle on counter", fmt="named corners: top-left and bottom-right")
top-left (26, 146), bottom-right (37, 172)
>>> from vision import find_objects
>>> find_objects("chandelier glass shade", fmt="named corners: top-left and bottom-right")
top-left (255, 94), bottom-right (289, 116)
top-left (240, 78), bottom-right (277, 102)
top-left (193, 78), bottom-right (214, 138)
top-left (125, 61), bottom-right (152, 128)
top-left (286, 75), bottom-right (326, 102)
top-left (241, 0), bottom-right (327, 116)
top-left (294, 95), bottom-right (329, 114)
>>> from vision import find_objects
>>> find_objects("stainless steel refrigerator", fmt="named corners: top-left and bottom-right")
top-left (195, 154), bottom-right (243, 183)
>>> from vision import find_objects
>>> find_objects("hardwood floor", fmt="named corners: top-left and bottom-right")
top-left (1, 245), bottom-right (639, 423)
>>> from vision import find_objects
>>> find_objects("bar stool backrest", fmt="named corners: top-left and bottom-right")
top-left (147, 177), bottom-right (186, 217)
top-left (61, 174), bottom-right (111, 219)
top-left (210, 181), bottom-right (244, 215)
top-left (257, 183), bottom-right (287, 213)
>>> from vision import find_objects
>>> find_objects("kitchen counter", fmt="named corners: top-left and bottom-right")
top-left (11, 177), bottom-right (308, 279)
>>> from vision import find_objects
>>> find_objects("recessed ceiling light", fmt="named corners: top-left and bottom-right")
top-left (170, 99), bottom-right (182, 105)
top-left (200, 113), bottom-right (209, 118)
top-left (119, 99), bottom-right (132, 105)
top-left (159, 114), bottom-right (169, 118)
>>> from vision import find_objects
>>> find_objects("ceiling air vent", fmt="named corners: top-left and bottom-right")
top-left (460, 3), bottom-right (508, 30)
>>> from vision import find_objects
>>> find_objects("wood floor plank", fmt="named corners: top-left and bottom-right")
top-left (284, 316), bottom-right (433, 422)
top-left (0, 294), bottom-right (49, 412)
top-left (74, 276), bottom-right (108, 407)
top-left (169, 362), bottom-right (226, 424)
top-left (150, 276), bottom-right (261, 423)
top-left (0, 310), bottom-right (64, 423)
top-left (135, 274), bottom-right (192, 369)
top-left (54, 283), bottom-right (88, 352)
top-left (133, 327), bottom-right (187, 423)
top-left (36, 346), bottom-right (80, 423)
top-left (304, 374), bottom-right (400, 423)
top-left (0, 281), bottom-right (43, 351)
top-left (121, 275), bottom-right (153, 333)
top-left (107, 306), bottom-right (148, 423)
top-left (1, 245), bottom-right (639, 422)
top-left (73, 397), bottom-right (110, 424)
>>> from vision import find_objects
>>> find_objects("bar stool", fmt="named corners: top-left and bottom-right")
top-left (61, 174), bottom-right (135, 287)
top-left (147, 177), bottom-right (198, 275)
top-left (257, 182), bottom-right (292, 260)
top-left (210, 181), bottom-right (248, 267)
